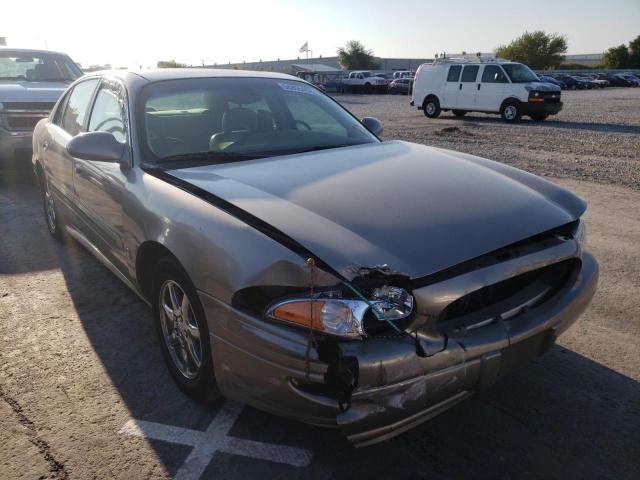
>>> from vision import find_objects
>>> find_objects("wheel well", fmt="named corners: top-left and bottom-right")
top-left (135, 241), bottom-right (180, 302)
top-left (500, 98), bottom-right (521, 111)
top-left (422, 95), bottom-right (439, 108)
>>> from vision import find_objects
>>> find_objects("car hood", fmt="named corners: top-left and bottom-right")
top-left (0, 81), bottom-right (70, 103)
top-left (527, 81), bottom-right (561, 92)
top-left (169, 141), bottom-right (585, 280)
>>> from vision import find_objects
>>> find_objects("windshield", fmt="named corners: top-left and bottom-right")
top-left (139, 77), bottom-right (378, 164)
top-left (0, 51), bottom-right (82, 81)
top-left (501, 63), bottom-right (539, 83)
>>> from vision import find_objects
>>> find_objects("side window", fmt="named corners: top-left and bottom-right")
top-left (61, 79), bottom-right (99, 136)
top-left (447, 65), bottom-right (462, 82)
top-left (461, 66), bottom-right (479, 82)
top-left (52, 91), bottom-right (70, 126)
top-left (481, 65), bottom-right (508, 83)
top-left (88, 86), bottom-right (126, 143)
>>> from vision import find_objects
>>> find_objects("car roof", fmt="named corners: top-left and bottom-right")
top-left (87, 68), bottom-right (299, 84)
top-left (0, 47), bottom-right (72, 57)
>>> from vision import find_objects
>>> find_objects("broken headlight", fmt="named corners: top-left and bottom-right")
top-left (266, 286), bottom-right (414, 339)
top-left (573, 219), bottom-right (586, 247)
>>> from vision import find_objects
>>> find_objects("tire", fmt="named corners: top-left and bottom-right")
top-left (423, 97), bottom-right (441, 118)
top-left (153, 257), bottom-right (216, 399)
top-left (530, 114), bottom-right (548, 122)
top-left (364, 83), bottom-right (372, 94)
top-left (500, 101), bottom-right (522, 123)
top-left (40, 170), bottom-right (64, 242)
top-left (452, 110), bottom-right (467, 117)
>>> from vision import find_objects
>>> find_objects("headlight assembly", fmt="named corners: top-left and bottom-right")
top-left (266, 286), bottom-right (414, 339)
top-left (574, 219), bottom-right (587, 247)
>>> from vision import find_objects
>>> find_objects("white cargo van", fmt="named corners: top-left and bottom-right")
top-left (411, 56), bottom-right (562, 122)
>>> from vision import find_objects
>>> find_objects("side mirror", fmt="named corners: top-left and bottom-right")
top-left (67, 131), bottom-right (124, 163)
top-left (362, 117), bottom-right (383, 137)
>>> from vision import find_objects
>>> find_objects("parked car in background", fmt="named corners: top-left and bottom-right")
top-left (583, 74), bottom-right (608, 88)
top-left (620, 73), bottom-right (640, 86)
top-left (340, 71), bottom-right (388, 93)
top-left (0, 48), bottom-right (82, 174)
top-left (608, 74), bottom-right (635, 87)
top-left (32, 69), bottom-right (597, 447)
top-left (538, 74), bottom-right (566, 90)
top-left (392, 70), bottom-right (414, 79)
top-left (554, 74), bottom-right (588, 90)
top-left (412, 58), bottom-right (562, 122)
top-left (571, 76), bottom-right (596, 89)
top-left (388, 77), bottom-right (413, 94)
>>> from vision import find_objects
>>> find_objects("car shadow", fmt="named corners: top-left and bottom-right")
top-left (447, 115), bottom-right (640, 135)
top-left (2, 182), bottom-right (639, 479)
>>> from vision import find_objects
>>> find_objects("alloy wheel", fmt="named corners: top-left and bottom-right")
top-left (159, 280), bottom-right (203, 379)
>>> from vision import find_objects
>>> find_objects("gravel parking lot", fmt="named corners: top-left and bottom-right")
top-left (1, 87), bottom-right (639, 479)
top-left (338, 87), bottom-right (640, 189)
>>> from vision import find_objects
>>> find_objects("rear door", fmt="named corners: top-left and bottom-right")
top-left (476, 65), bottom-right (508, 111)
top-left (44, 78), bottom-right (99, 213)
top-left (442, 65), bottom-right (461, 108)
top-left (73, 79), bottom-right (130, 272)
top-left (457, 65), bottom-right (479, 109)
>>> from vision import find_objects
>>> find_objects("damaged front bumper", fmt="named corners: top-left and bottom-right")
top-left (199, 248), bottom-right (598, 447)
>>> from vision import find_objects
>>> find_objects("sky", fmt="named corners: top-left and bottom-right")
top-left (2, 0), bottom-right (639, 68)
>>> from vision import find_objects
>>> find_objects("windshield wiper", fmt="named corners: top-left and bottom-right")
top-left (278, 144), bottom-right (353, 155)
top-left (159, 151), bottom-right (267, 165)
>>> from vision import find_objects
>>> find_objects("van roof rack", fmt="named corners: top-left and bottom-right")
top-left (432, 53), bottom-right (510, 65)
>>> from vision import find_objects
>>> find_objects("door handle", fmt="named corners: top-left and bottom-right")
top-left (75, 165), bottom-right (82, 175)
top-left (42, 141), bottom-right (49, 151)
top-left (459, 83), bottom-right (462, 90)
top-left (477, 83), bottom-right (481, 90)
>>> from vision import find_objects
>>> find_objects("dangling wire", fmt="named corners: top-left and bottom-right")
top-left (305, 257), bottom-right (318, 380)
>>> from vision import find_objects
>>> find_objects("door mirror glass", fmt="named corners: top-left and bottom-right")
top-left (67, 131), bottom-right (124, 163)
top-left (362, 117), bottom-right (383, 137)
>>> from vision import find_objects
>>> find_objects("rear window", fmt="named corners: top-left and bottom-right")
top-left (461, 65), bottom-right (479, 82)
top-left (447, 65), bottom-right (461, 82)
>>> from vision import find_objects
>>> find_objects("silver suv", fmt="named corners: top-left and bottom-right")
top-left (0, 48), bottom-right (82, 174)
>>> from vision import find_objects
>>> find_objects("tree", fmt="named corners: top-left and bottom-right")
top-left (495, 31), bottom-right (567, 69)
top-left (628, 35), bottom-right (640, 67)
top-left (157, 60), bottom-right (187, 68)
top-left (337, 41), bottom-right (380, 70)
top-left (603, 44), bottom-right (630, 69)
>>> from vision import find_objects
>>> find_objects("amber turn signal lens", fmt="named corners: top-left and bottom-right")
top-left (271, 301), bottom-right (326, 330)
top-left (528, 97), bottom-right (544, 102)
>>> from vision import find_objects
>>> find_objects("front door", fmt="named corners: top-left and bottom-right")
top-left (476, 65), bottom-right (508, 112)
top-left (73, 79), bottom-right (130, 272)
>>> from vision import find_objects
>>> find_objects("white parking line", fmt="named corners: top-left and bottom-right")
top-left (119, 401), bottom-right (313, 479)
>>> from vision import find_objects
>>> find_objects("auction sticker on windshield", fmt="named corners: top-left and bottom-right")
top-left (278, 82), bottom-right (321, 95)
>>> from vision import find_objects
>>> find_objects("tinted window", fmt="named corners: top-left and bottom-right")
top-left (61, 79), bottom-right (99, 136)
top-left (461, 65), bottom-right (479, 82)
top-left (88, 87), bottom-right (126, 142)
top-left (481, 65), bottom-right (508, 83)
top-left (447, 65), bottom-right (461, 82)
